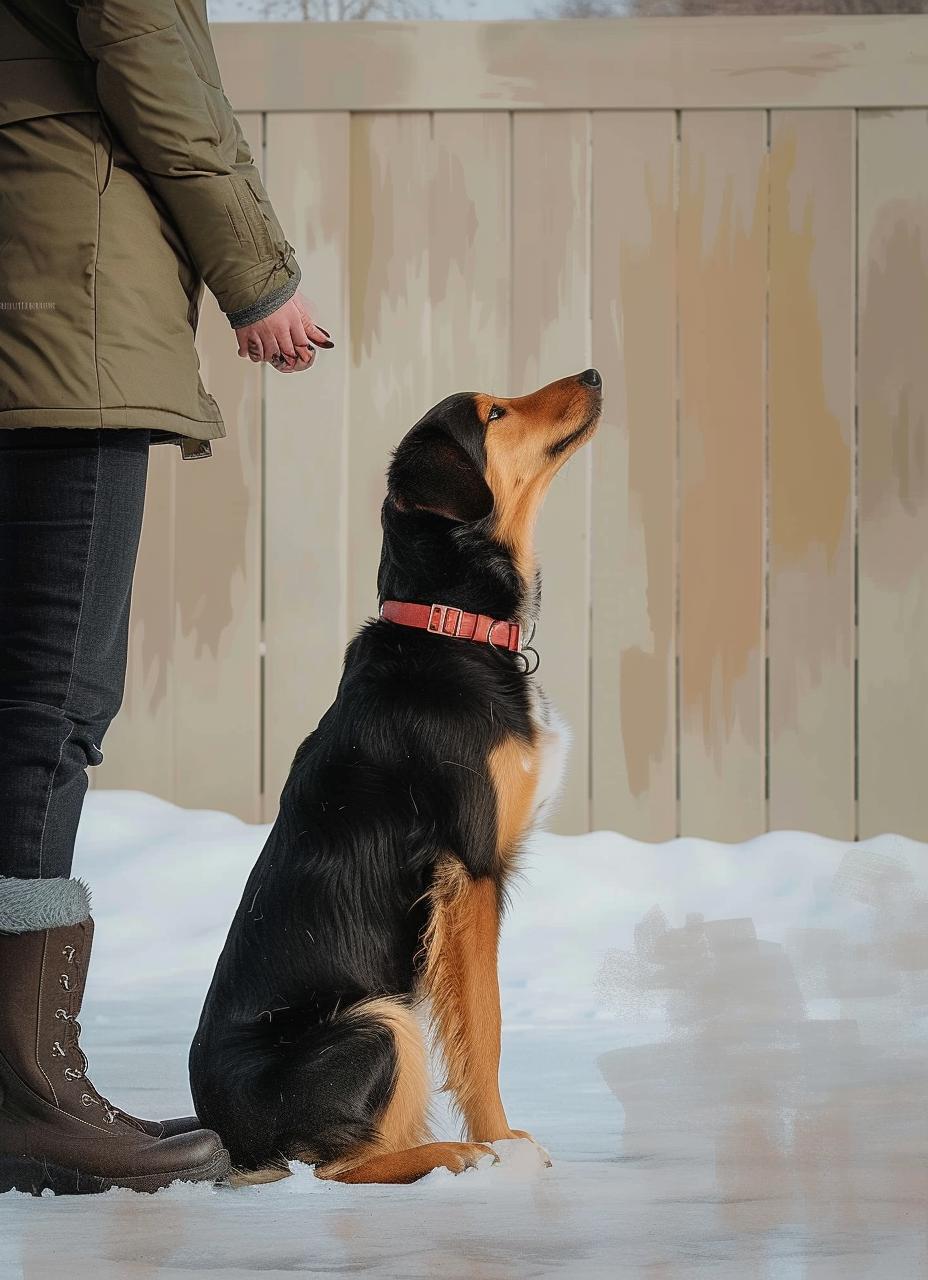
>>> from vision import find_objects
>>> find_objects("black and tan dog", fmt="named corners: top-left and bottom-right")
top-left (190, 369), bottom-right (603, 1184)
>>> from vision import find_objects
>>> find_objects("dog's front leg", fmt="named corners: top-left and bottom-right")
top-left (423, 859), bottom-right (535, 1147)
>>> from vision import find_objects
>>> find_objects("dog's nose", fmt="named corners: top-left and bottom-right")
top-left (579, 368), bottom-right (602, 389)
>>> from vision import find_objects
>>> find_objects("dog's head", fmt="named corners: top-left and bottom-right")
top-left (382, 370), bottom-right (602, 606)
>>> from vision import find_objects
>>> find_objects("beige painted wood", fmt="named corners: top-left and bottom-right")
top-left (167, 113), bottom-right (264, 822)
top-left (429, 114), bottom-right (510, 400)
top-left (263, 112), bottom-right (350, 820)
top-left (93, 34), bottom-right (928, 840)
top-left (678, 111), bottom-right (767, 842)
top-left (857, 110), bottom-right (928, 841)
top-left (213, 19), bottom-right (928, 113)
top-left (346, 113), bottom-right (433, 635)
top-left (511, 112), bottom-right (591, 835)
top-left (590, 112), bottom-right (677, 842)
top-left (768, 111), bottom-right (855, 839)
top-left (94, 443), bottom-right (175, 797)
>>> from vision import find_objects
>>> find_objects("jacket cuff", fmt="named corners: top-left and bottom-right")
top-left (227, 262), bottom-right (301, 330)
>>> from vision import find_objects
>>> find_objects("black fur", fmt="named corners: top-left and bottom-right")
top-left (189, 393), bottom-right (537, 1172)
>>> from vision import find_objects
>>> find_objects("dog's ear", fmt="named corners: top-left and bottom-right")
top-left (388, 427), bottom-right (493, 523)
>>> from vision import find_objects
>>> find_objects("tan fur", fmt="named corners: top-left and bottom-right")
top-left (350, 997), bottom-right (431, 1154)
top-left (488, 735), bottom-right (541, 858)
top-left (484, 425), bottom-right (552, 586)
top-left (476, 380), bottom-right (598, 586)
top-left (312, 996), bottom-right (431, 1180)
top-left (319, 1140), bottom-right (495, 1185)
top-left (420, 855), bottom-right (513, 1143)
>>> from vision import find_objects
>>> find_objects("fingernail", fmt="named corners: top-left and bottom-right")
top-left (319, 327), bottom-right (331, 338)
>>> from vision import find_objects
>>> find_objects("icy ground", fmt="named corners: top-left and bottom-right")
top-left (2, 791), bottom-right (927, 1279)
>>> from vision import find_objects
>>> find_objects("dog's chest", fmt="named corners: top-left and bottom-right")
top-left (527, 686), bottom-right (571, 827)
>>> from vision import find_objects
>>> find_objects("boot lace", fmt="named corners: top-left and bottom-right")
top-left (54, 943), bottom-right (121, 1125)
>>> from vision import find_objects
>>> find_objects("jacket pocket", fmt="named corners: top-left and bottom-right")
top-left (229, 173), bottom-right (273, 260)
top-left (95, 116), bottom-right (114, 196)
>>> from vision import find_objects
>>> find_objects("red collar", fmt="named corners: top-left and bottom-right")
top-left (379, 600), bottom-right (524, 654)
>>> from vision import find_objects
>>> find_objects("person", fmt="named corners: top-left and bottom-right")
top-left (0, 0), bottom-right (333, 1196)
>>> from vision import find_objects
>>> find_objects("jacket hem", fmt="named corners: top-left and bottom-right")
top-left (0, 406), bottom-right (226, 441)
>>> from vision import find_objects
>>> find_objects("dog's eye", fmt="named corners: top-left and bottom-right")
top-left (487, 404), bottom-right (506, 423)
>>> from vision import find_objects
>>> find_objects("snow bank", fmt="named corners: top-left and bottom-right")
top-left (75, 790), bottom-right (924, 1031)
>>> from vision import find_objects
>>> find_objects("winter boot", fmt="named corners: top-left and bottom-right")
top-left (0, 875), bottom-right (230, 1194)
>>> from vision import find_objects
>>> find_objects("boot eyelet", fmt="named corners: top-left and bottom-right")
top-left (62, 945), bottom-right (76, 963)
top-left (64, 1067), bottom-right (84, 1081)
top-left (80, 1093), bottom-right (96, 1108)
top-left (59, 974), bottom-right (71, 991)
top-left (104, 1109), bottom-right (118, 1125)
top-left (51, 1041), bottom-right (66, 1057)
top-left (55, 1009), bottom-right (70, 1021)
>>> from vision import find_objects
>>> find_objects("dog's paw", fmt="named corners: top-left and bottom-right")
top-left (441, 1142), bottom-right (499, 1174)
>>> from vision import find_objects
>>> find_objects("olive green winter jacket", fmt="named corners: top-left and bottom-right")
top-left (0, 0), bottom-right (301, 450)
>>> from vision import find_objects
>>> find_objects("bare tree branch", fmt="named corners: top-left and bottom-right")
top-left (627, 1), bottom-right (928, 13)
top-left (230, 0), bottom-right (445, 19)
top-left (539, 0), bottom-right (928, 13)
top-left (535, 0), bottom-right (626, 14)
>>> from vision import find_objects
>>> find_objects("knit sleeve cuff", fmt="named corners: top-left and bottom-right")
top-left (226, 263), bottom-right (302, 330)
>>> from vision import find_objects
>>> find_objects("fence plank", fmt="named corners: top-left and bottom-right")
top-left (214, 19), bottom-right (928, 114)
top-left (857, 109), bottom-right (928, 840)
top-left (263, 112), bottom-right (351, 819)
top-left (590, 112), bottom-right (677, 841)
top-left (512, 112), bottom-right (592, 835)
top-left (169, 113), bottom-right (264, 822)
top-left (430, 113), bottom-right (510, 398)
top-left (678, 110), bottom-right (767, 841)
top-left (94, 444), bottom-right (175, 797)
top-left (347, 113), bottom-right (433, 635)
top-left (768, 110), bottom-right (855, 838)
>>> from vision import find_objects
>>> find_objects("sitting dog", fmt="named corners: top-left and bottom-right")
top-left (189, 369), bottom-right (603, 1184)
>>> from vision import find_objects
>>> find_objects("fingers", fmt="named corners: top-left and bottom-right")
top-left (237, 331), bottom-right (265, 363)
top-left (269, 314), bottom-right (321, 374)
top-left (271, 348), bottom-right (315, 375)
top-left (290, 346), bottom-right (316, 372)
top-left (235, 295), bottom-right (334, 372)
top-left (289, 318), bottom-right (316, 370)
top-left (304, 319), bottom-right (334, 349)
top-left (294, 293), bottom-right (335, 350)
top-left (276, 330), bottom-right (298, 369)
top-left (269, 333), bottom-right (316, 375)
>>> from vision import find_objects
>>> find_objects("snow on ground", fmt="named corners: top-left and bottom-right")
top-left (2, 791), bottom-right (927, 1278)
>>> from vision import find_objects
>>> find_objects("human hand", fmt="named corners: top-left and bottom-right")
top-left (234, 290), bottom-right (334, 373)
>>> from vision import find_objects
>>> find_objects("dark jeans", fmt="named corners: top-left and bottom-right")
top-left (0, 429), bottom-right (150, 880)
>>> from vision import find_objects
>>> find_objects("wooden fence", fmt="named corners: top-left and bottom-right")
top-left (96, 17), bottom-right (928, 842)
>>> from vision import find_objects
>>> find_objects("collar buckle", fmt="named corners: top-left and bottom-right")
top-left (427, 604), bottom-right (464, 638)
top-left (488, 618), bottom-right (523, 654)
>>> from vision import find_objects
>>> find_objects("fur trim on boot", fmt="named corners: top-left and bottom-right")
top-left (0, 876), bottom-right (91, 935)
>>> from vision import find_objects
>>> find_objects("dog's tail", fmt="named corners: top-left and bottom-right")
top-left (228, 1162), bottom-right (292, 1188)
